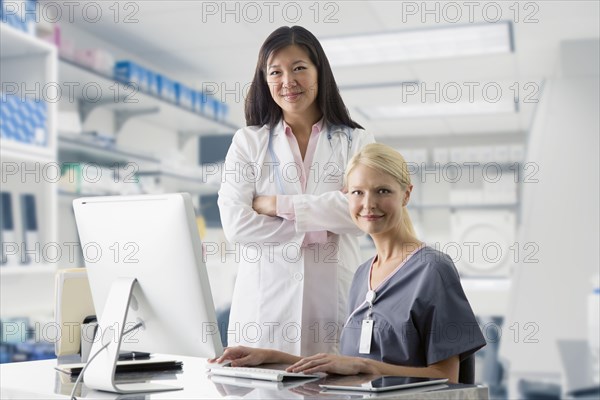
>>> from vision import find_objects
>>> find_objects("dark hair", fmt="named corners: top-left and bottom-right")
top-left (245, 26), bottom-right (363, 130)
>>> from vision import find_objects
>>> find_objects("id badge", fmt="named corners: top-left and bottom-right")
top-left (359, 319), bottom-right (373, 354)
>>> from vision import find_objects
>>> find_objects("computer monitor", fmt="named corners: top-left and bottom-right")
top-left (72, 193), bottom-right (223, 394)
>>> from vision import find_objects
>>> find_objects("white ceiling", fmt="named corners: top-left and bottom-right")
top-left (50, 0), bottom-right (599, 145)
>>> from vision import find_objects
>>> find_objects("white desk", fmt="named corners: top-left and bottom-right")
top-left (0, 355), bottom-right (489, 399)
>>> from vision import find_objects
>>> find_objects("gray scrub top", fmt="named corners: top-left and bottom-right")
top-left (340, 246), bottom-right (486, 367)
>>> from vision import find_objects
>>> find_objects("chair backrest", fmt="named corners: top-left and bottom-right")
top-left (459, 354), bottom-right (476, 384)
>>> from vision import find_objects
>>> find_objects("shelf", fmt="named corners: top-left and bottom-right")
top-left (58, 133), bottom-right (160, 166)
top-left (415, 162), bottom-right (521, 168)
top-left (0, 139), bottom-right (56, 162)
top-left (59, 58), bottom-right (239, 134)
top-left (58, 179), bottom-right (218, 197)
top-left (59, 189), bottom-right (119, 198)
top-left (0, 23), bottom-right (55, 58)
top-left (57, 134), bottom-right (220, 196)
top-left (139, 163), bottom-right (220, 194)
top-left (59, 190), bottom-right (162, 200)
top-left (408, 203), bottom-right (519, 211)
top-left (138, 163), bottom-right (215, 181)
top-left (0, 264), bottom-right (56, 278)
top-left (408, 162), bottom-right (522, 172)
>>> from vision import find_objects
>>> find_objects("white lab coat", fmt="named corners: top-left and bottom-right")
top-left (218, 121), bottom-right (375, 356)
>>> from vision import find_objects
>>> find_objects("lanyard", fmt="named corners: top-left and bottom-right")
top-left (344, 245), bottom-right (425, 328)
top-left (365, 290), bottom-right (376, 320)
top-left (359, 290), bottom-right (376, 354)
top-left (344, 289), bottom-right (377, 328)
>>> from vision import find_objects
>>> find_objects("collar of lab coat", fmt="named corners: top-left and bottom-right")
top-left (269, 121), bottom-right (303, 194)
top-left (281, 117), bottom-right (325, 137)
top-left (269, 120), bottom-right (346, 195)
top-left (270, 118), bottom-right (325, 136)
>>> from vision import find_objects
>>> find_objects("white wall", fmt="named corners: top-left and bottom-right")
top-left (500, 39), bottom-right (600, 391)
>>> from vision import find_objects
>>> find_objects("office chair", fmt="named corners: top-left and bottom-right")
top-left (459, 354), bottom-right (476, 384)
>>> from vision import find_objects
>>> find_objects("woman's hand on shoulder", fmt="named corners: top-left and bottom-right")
top-left (208, 346), bottom-right (270, 367)
top-left (286, 353), bottom-right (373, 375)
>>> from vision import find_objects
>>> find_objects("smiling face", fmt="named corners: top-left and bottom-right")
top-left (347, 164), bottom-right (412, 238)
top-left (266, 45), bottom-right (320, 122)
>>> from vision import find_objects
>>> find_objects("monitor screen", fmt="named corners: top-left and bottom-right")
top-left (72, 193), bottom-right (223, 359)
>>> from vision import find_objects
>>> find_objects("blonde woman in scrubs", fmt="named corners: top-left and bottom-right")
top-left (213, 144), bottom-right (486, 383)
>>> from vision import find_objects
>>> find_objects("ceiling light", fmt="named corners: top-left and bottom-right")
top-left (321, 22), bottom-right (513, 67)
top-left (358, 100), bottom-right (516, 119)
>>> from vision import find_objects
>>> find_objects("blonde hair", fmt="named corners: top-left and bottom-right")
top-left (345, 143), bottom-right (416, 238)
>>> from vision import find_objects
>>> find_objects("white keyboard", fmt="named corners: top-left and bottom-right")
top-left (208, 365), bottom-right (321, 382)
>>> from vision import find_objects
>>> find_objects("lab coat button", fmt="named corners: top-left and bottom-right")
top-left (293, 272), bottom-right (303, 282)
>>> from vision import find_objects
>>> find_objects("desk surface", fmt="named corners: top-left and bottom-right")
top-left (0, 355), bottom-right (489, 400)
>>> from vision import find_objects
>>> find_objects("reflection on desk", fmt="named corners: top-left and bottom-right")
top-left (0, 355), bottom-right (489, 399)
top-left (55, 365), bottom-right (182, 399)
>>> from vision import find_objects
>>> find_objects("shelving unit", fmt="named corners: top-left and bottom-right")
top-left (48, 35), bottom-right (239, 275)
top-left (408, 161), bottom-right (523, 218)
top-left (0, 24), bottom-right (58, 324)
top-left (58, 133), bottom-right (160, 164)
top-left (1, 23), bottom-right (57, 160)
top-left (54, 58), bottom-right (238, 199)
top-left (59, 58), bottom-right (238, 136)
top-left (376, 156), bottom-right (526, 293)
top-left (57, 134), bottom-right (221, 196)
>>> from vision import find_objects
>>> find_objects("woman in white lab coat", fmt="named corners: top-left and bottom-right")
top-left (218, 26), bottom-right (374, 356)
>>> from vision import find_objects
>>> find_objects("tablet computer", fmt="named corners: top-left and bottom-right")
top-left (319, 376), bottom-right (448, 392)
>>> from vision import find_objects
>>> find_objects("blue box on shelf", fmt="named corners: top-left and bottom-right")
top-left (16, 342), bottom-right (55, 361)
top-left (1, 317), bottom-right (29, 344)
top-left (3, 96), bottom-right (19, 132)
top-left (157, 75), bottom-right (177, 103)
top-left (24, 98), bottom-right (47, 145)
top-left (2, 0), bottom-right (39, 34)
top-left (208, 95), bottom-right (220, 119)
top-left (217, 102), bottom-right (229, 121)
top-left (1, 316), bottom-right (56, 363)
top-left (24, 0), bottom-right (36, 33)
top-left (0, 343), bottom-right (14, 364)
top-left (145, 69), bottom-right (159, 96)
top-left (115, 61), bottom-right (159, 95)
top-left (0, 93), bottom-right (47, 146)
top-left (176, 83), bottom-right (195, 110)
top-left (0, 101), bottom-right (16, 140)
top-left (114, 61), bottom-right (147, 92)
top-left (195, 91), bottom-right (208, 114)
top-left (1, 0), bottom-right (36, 34)
top-left (1, 12), bottom-right (25, 32)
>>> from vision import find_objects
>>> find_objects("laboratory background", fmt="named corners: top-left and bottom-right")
top-left (0, 1), bottom-right (598, 398)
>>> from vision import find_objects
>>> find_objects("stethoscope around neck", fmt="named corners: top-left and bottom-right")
top-left (267, 123), bottom-right (353, 195)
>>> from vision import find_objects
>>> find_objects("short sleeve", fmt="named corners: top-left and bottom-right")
top-left (417, 259), bottom-right (486, 365)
